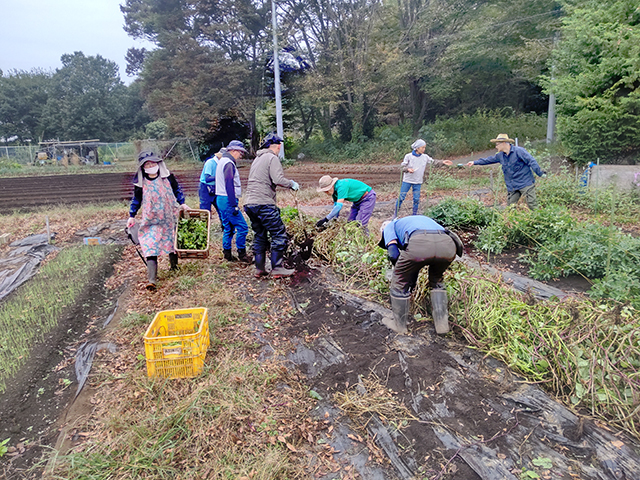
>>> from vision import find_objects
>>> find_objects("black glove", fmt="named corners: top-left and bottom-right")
top-left (228, 206), bottom-right (240, 216)
top-left (387, 244), bottom-right (400, 265)
top-left (316, 217), bottom-right (329, 230)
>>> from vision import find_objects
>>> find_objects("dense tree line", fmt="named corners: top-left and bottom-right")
top-left (0, 53), bottom-right (149, 144)
top-left (1, 0), bottom-right (638, 164)
top-left (119, 0), bottom-right (562, 147)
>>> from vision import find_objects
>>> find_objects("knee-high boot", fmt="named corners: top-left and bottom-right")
top-left (146, 257), bottom-right (158, 291)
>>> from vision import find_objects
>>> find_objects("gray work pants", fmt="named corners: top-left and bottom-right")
top-left (507, 184), bottom-right (538, 210)
top-left (390, 232), bottom-right (456, 298)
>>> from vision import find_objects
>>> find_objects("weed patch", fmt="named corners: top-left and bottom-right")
top-left (0, 245), bottom-right (120, 394)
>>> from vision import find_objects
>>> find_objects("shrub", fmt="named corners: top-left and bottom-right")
top-left (426, 198), bottom-right (495, 230)
top-left (475, 205), bottom-right (576, 254)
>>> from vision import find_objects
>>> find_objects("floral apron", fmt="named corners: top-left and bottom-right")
top-left (139, 177), bottom-right (178, 258)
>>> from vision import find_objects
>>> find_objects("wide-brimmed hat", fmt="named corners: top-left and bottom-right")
top-left (227, 140), bottom-right (248, 154)
top-left (490, 134), bottom-right (515, 144)
top-left (317, 175), bottom-right (338, 192)
top-left (137, 151), bottom-right (162, 166)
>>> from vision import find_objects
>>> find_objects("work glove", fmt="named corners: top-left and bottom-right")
top-left (179, 203), bottom-right (190, 211)
top-left (230, 206), bottom-right (240, 216)
top-left (387, 244), bottom-right (400, 265)
top-left (127, 217), bottom-right (135, 228)
top-left (541, 171), bottom-right (548, 178)
top-left (291, 180), bottom-right (300, 191)
top-left (316, 217), bottom-right (329, 230)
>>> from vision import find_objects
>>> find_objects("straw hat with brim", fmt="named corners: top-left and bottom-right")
top-left (317, 175), bottom-right (338, 192)
top-left (490, 134), bottom-right (515, 144)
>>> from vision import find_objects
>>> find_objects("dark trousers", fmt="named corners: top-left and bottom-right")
top-left (244, 204), bottom-right (288, 254)
top-left (391, 232), bottom-right (456, 298)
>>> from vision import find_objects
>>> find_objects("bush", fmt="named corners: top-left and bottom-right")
top-left (419, 109), bottom-right (547, 158)
top-left (300, 110), bottom-right (547, 163)
top-left (475, 205), bottom-right (576, 254)
top-left (426, 198), bottom-right (495, 230)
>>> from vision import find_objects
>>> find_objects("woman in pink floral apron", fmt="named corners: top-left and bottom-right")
top-left (127, 151), bottom-right (190, 291)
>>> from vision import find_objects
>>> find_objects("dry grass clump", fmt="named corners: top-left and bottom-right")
top-left (49, 248), bottom-right (328, 479)
top-left (334, 374), bottom-right (416, 429)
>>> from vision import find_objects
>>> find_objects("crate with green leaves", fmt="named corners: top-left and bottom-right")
top-left (175, 209), bottom-right (210, 259)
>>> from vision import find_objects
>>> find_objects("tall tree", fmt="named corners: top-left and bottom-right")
top-left (121, 0), bottom-right (272, 147)
top-left (41, 52), bottom-right (131, 142)
top-left (548, 0), bottom-right (640, 164)
top-left (0, 69), bottom-right (51, 142)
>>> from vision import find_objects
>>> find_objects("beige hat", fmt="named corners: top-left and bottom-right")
top-left (490, 133), bottom-right (515, 144)
top-left (317, 175), bottom-right (338, 192)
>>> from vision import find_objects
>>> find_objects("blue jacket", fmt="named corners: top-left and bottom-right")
top-left (380, 215), bottom-right (445, 249)
top-left (474, 146), bottom-right (544, 191)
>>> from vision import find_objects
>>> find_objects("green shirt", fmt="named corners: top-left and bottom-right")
top-left (332, 179), bottom-right (371, 203)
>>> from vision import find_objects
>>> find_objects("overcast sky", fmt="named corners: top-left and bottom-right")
top-left (0, 0), bottom-right (153, 84)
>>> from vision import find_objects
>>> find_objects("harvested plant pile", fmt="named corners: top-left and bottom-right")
top-left (415, 263), bottom-right (640, 438)
top-left (303, 208), bottom-right (640, 438)
top-left (176, 217), bottom-right (208, 250)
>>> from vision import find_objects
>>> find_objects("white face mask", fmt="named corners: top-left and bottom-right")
top-left (144, 164), bottom-right (159, 175)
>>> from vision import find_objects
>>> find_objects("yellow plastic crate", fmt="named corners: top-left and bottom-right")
top-left (144, 308), bottom-right (210, 379)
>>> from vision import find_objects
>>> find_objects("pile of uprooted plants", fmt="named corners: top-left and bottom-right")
top-left (282, 202), bottom-right (640, 439)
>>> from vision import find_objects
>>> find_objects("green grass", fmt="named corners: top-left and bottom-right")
top-left (0, 245), bottom-right (121, 394)
top-left (301, 109), bottom-right (547, 163)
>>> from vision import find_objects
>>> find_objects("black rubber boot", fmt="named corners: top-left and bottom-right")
top-left (146, 257), bottom-right (158, 291)
top-left (270, 250), bottom-right (294, 278)
top-left (238, 248), bottom-right (253, 264)
top-left (254, 252), bottom-right (268, 277)
top-left (431, 288), bottom-right (449, 334)
top-left (389, 294), bottom-right (410, 334)
top-left (223, 249), bottom-right (237, 262)
top-left (169, 252), bottom-right (178, 271)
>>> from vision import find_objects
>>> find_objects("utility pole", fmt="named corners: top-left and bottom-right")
top-left (547, 33), bottom-right (559, 144)
top-left (272, 0), bottom-right (284, 158)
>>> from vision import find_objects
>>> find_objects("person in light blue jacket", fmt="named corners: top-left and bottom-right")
top-left (467, 133), bottom-right (546, 209)
top-left (198, 148), bottom-right (225, 224)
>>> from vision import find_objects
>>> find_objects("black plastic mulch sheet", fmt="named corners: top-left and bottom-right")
top-left (0, 234), bottom-right (58, 302)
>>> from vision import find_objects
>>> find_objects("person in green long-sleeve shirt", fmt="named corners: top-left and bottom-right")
top-left (316, 176), bottom-right (377, 233)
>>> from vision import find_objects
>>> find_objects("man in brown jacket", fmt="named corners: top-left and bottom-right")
top-left (244, 133), bottom-right (300, 278)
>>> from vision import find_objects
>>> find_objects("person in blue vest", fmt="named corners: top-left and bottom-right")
top-left (466, 133), bottom-right (546, 210)
top-left (379, 215), bottom-right (462, 333)
top-left (215, 140), bottom-right (251, 263)
top-left (198, 148), bottom-right (225, 224)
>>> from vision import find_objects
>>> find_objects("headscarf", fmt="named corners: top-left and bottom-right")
top-left (133, 151), bottom-right (171, 187)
